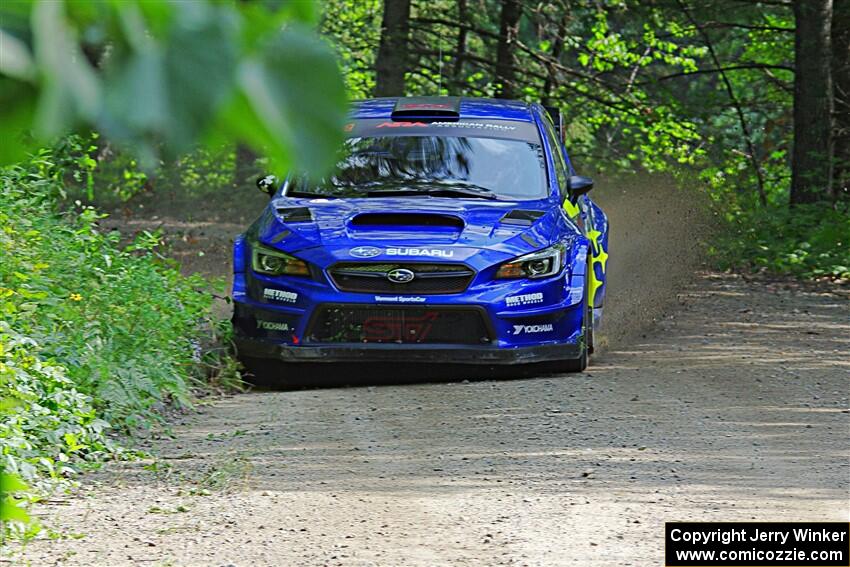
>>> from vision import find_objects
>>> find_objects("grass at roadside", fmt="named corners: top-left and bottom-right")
top-left (711, 203), bottom-right (850, 282)
top-left (0, 147), bottom-right (240, 540)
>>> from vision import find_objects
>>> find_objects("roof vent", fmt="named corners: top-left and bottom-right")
top-left (391, 97), bottom-right (461, 121)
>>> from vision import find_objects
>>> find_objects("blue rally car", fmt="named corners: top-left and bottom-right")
top-left (231, 97), bottom-right (609, 380)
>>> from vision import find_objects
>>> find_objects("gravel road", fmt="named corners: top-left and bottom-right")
top-left (12, 179), bottom-right (849, 566)
top-left (15, 273), bottom-right (849, 566)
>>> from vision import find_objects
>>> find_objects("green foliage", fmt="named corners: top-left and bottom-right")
top-left (36, 132), bottom-right (246, 209)
top-left (173, 148), bottom-right (235, 195)
top-left (394, 0), bottom-right (711, 170)
top-left (0, 0), bottom-right (347, 175)
top-left (320, 0), bottom-right (807, 217)
top-left (0, 470), bottom-right (30, 525)
top-left (1, 152), bottom-right (217, 427)
top-left (322, 0), bottom-right (840, 281)
top-left (0, 323), bottom-right (116, 489)
top-left (712, 204), bottom-right (850, 280)
top-left (0, 146), bottom-right (234, 534)
top-left (0, 0), bottom-right (346, 538)
top-left (321, 0), bottom-right (382, 100)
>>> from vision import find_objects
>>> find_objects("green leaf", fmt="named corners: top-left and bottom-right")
top-left (234, 26), bottom-right (347, 176)
top-left (160, 3), bottom-right (239, 152)
top-left (0, 472), bottom-right (29, 494)
top-left (0, 29), bottom-right (36, 82)
top-left (0, 499), bottom-right (30, 523)
top-left (0, 78), bottom-right (36, 163)
top-left (0, 470), bottom-right (31, 522)
top-left (31, 0), bottom-right (101, 136)
top-left (101, 49), bottom-right (168, 146)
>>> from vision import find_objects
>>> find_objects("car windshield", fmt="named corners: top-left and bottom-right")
top-left (287, 136), bottom-right (548, 201)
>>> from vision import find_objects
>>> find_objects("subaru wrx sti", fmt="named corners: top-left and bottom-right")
top-left (232, 97), bottom-right (609, 380)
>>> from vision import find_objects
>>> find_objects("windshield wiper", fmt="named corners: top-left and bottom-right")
top-left (286, 190), bottom-right (337, 199)
top-left (366, 183), bottom-right (499, 200)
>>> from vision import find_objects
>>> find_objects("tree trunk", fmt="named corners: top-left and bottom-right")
top-left (542, 14), bottom-right (569, 107)
top-left (790, 0), bottom-right (834, 205)
top-left (451, 0), bottom-right (468, 85)
top-left (495, 0), bottom-right (522, 99)
top-left (374, 0), bottom-right (412, 97)
top-left (234, 143), bottom-right (258, 189)
top-left (832, 0), bottom-right (850, 199)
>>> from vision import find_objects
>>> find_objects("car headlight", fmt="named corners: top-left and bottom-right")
top-left (251, 244), bottom-right (310, 276)
top-left (495, 244), bottom-right (566, 279)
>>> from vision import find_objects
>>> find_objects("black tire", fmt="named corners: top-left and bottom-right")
top-left (558, 266), bottom-right (591, 373)
top-left (238, 356), bottom-right (290, 388)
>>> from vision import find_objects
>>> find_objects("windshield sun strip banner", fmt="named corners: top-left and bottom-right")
top-left (345, 118), bottom-right (542, 144)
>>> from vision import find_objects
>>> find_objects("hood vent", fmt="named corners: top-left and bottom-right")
top-left (500, 209), bottom-right (545, 227)
top-left (351, 213), bottom-right (464, 229)
top-left (276, 207), bottom-right (313, 223)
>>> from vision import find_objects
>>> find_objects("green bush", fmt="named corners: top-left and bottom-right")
top-left (0, 147), bottom-right (235, 532)
top-left (49, 133), bottom-right (231, 207)
top-left (0, 324), bottom-right (116, 488)
top-left (711, 203), bottom-right (850, 281)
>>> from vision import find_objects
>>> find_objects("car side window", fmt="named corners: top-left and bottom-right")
top-left (541, 115), bottom-right (569, 201)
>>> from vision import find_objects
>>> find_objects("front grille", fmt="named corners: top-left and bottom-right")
top-left (306, 305), bottom-right (491, 345)
top-left (328, 262), bottom-right (474, 294)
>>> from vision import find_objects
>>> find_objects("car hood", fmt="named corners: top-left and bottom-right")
top-left (252, 197), bottom-right (560, 261)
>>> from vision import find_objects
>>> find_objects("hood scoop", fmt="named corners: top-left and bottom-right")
top-left (276, 207), bottom-right (313, 223)
top-left (350, 212), bottom-right (465, 230)
top-left (500, 209), bottom-right (545, 227)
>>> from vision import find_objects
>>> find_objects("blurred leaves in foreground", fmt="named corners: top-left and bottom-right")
top-left (0, 0), bottom-right (348, 174)
top-left (0, 471), bottom-right (29, 525)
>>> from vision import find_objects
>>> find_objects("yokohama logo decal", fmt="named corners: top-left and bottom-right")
top-left (257, 320), bottom-right (290, 331)
top-left (513, 323), bottom-right (553, 335)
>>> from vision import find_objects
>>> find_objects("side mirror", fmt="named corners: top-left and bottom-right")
top-left (568, 175), bottom-right (593, 200)
top-left (256, 175), bottom-right (278, 196)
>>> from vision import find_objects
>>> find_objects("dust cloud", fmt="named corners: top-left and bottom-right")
top-left (592, 172), bottom-right (717, 350)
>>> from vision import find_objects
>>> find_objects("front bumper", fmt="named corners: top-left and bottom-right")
top-left (234, 336), bottom-right (581, 364)
top-left (231, 239), bottom-right (589, 364)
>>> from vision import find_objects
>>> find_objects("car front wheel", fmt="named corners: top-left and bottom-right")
top-left (558, 265), bottom-right (591, 373)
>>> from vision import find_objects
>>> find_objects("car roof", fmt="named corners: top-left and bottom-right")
top-left (351, 97), bottom-right (536, 122)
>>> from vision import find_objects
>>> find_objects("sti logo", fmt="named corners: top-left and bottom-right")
top-left (350, 246), bottom-right (381, 258)
top-left (363, 312), bottom-right (439, 342)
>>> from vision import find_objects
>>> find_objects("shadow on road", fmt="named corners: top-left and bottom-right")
top-left (244, 360), bottom-right (568, 391)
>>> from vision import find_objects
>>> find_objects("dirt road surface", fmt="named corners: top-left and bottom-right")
top-left (12, 180), bottom-right (850, 566)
